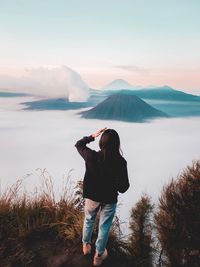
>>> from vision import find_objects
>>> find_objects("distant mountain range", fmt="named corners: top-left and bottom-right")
top-left (79, 93), bottom-right (168, 122)
top-left (2, 81), bottom-right (200, 117)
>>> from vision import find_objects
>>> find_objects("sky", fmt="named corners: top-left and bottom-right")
top-left (0, 0), bottom-right (200, 92)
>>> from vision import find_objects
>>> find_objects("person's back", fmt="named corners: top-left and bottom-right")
top-left (75, 127), bottom-right (130, 266)
top-left (84, 149), bottom-right (129, 203)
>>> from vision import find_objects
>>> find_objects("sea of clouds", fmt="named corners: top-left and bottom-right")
top-left (0, 96), bottom-right (200, 226)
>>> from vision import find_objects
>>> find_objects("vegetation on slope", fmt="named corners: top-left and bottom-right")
top-left (0, 161), bottom-right (200, 267)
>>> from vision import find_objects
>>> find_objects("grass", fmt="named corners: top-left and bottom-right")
top-left (0, 169), bottom-right (82, 240)
top-left (0, 169), bottom-right (130, 267)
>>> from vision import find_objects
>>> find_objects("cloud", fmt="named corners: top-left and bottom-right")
top-left (114, 64), bottom-right (150, 74)
top-left (0, 66), bottom-right (89, 102)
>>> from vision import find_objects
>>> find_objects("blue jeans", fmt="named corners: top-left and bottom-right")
top-left (82, 198), bottom-right (117, 255)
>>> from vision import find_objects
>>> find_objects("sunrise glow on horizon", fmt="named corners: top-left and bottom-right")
top-left (0, 0), bottom-right (200, 93)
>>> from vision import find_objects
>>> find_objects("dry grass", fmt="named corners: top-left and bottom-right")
top-left (0, 169), bottom-right (131, 266)
top-left (0, 169), bottom-right (83, 242)
top-left (155, 160), bottom-right (200, 266)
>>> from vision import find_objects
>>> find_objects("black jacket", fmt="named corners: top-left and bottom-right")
top-left (75, 135), bottom-right (130, 203)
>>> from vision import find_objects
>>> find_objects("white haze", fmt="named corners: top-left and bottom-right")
top-left (0, 96), bottom-right (200, 227)
top-left (0, 66), bottom-right (89, 101)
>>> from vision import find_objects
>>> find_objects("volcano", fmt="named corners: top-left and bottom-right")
top-left (79, 93), bottom-right (168, 122)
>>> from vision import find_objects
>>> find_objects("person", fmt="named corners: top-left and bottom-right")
top-left (74, 127), bottom-right (130, 266)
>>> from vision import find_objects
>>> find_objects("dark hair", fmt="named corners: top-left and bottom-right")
top-left (98, 129), bottom-right (123, 161)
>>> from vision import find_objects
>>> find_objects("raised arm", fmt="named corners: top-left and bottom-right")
top-left (75, 128), bottom-right (107, 161)
top-left (75, 135), bottom-right (95, 161)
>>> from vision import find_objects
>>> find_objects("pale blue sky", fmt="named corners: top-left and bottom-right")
top-left (0, 0), bottom-right (200, 90)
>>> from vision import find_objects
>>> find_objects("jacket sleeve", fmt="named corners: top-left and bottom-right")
top-left (117, 159), bottom-right (130, 193)
top-left (74, 135), bottom-right (95, 161)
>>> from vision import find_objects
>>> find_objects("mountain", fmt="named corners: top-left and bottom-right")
top-left (79, 93), bottom-right (168, 122)
top-left (87, 86), bottom-right (200, 117)
top-left (0, 91), bottom-right (30, 97)
top-left (102, 79), bottom-right (138, 90)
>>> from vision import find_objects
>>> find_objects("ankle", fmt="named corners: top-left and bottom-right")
top-left (95, 248), bottom-right (107, 257)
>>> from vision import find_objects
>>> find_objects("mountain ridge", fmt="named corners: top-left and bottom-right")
top-left (102, 86), bottom-right (200, 102)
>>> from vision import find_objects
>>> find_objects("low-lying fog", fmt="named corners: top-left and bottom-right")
top-left (1, 96), bottom-right (200, 226)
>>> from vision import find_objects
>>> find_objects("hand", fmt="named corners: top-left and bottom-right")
top-left (91, 127), bottom-right (107, 138)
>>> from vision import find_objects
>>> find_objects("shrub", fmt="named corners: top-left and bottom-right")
top-left (155, 160), bottom-right (200, 267)
top-left (129, 194), bottom-right (154, 267)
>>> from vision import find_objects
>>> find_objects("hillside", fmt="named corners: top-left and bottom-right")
top-left (0, 91), bottom-right (29, 97)
top-left (22, 98), bottom-right (90, 110)
top-left (125, 86), bottom-right (200, 101)
top-left (0, 162), bottom-right (199, 266)
top-left (79, 93), bottom-right (168, 122)
top-left (0, 175), bottom-right (130, 267)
